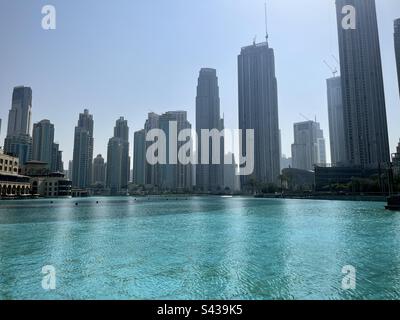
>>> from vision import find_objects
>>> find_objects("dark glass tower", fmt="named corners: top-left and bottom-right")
top-left (336, 0), bottom-right (390, 167)
top-left (238, 40), bottom-right (280, 184)
top-left (395, 18), bottom-right (400, 98)
top-left (327, 76), bottom-right (346, 166)
top-left (72, 109), bottom-right (94, 188)
top-left (4, 86), bottom-right (33, 164)
top-left (196, 68), bottom-right (224, 192)
top-left (106, 117), bottom-right (130, 194)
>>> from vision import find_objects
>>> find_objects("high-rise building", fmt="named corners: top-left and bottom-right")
top-left (67, 160), bottom-right (73, 181)
top-left (291, 121), bottom-right (326, 171)
top-left (4, 135), bottom-right (32, 165)
top-left (327, 76), bottom-right (346, 166)
top-left (223, 152), bottom-right (240, 193)
top-left (93, 154), bottom-right (106, 185)
top-left (159, 111), bottom-right (192, 191)
top-left (196, 68), bottom-right (224, 192)
top-left (32, 120), bottom-right (55, 168)
top-left (6, 86), bottom-right (32, 137)
top-left (238, 38), bottom-right (280, 184)
top-left (4, 86), bottom-right (33, 165)
top-left (134, 112), bottom-right (193, 190)
top-left (144, 112), bottom-right (161, 187)
top-left (133, 129), bottom-right (146, 186)
top-left (395, 18), bottom-right (400, 98)
top-left (106, 117), bottom-right (130, 194)
top-left (72, 109), bottom-right (94, 189)
top-left (114, 117), bottom-right (130, 188)
top-left (336, 0), bottom-right (390, 167)
top-left (51, 143), bottom-right (64, 173)
top-left (106, 137), bottom-right (125, 195)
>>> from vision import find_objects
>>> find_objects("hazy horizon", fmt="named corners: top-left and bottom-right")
top-left (1, 0), bottom-right (399, 165)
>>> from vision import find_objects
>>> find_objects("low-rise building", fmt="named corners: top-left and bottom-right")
top-left (22, 161), bottom-right (72, 197)
top-left (0, 149), bottom-right (31, 197)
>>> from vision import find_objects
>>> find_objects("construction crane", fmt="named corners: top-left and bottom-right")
top-left (323, 60), bottom-right (338, 77)
top-left (299, 113), bottom-right (311, 122)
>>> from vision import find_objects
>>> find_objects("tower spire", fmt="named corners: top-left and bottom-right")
top-left (264, 1), bottom-right (269, 45)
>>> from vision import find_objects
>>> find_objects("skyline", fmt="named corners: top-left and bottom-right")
top-left (1, 0), bottom-right (400, 164)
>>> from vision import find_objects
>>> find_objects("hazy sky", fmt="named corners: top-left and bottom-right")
top-left (1, 0), bottom-right (399, 164)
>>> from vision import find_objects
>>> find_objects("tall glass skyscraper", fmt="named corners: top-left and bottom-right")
top-left (195, 68), bottom-right (224, 192)
top-left (133, 129), bottom-right (146, 186)
top-left (238, 40), bottom-right (280, 184)
top-left (159, 111), bottom-right (192, 191)
top-left (4, 86), bottom-right (33, 165)
top-left (291, 121), bottom-right (326, 171)
top-left (326, 76), bottom-right (346, 166)
top-left (6, 86), bottom-right (32, 136)
top-left (395, 18), bottom-right (400, 98)
top-left (106, 117), bottom-right (130, 195)
top-left (336, 0), bottom-right (390, 167)
top-left (93, 154), bottom-right (106, 185)
top-left (32, 119), bottom-right (55, 167)
top-left (72, 109), bottom-right (94, 189)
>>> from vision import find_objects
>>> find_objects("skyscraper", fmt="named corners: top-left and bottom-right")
top-left (134, 112), bottom-right (193, 190)
top-left (106, 117), bottom-right (130, 194)
top-left (327, 76), bottom-right (346, 166)
top-left (106, 137), bottom-right (125, 195)
top-left (196, 68), bottom-right (224, 192)
top-left (133, 129), bottom-right (146, 186)
top-left (93, 154), bottom-right (106, 185)
top-left (291, 121), bottom-right (326, 171)
top-left (32, 120), bottom-right (55, 168)
top-left (159, 111), bottom-right (192, 191)
top-left (67, 160), bottom-right (73, 181)
top-left (51, 143), bottom-right (64, 173)
top-left (6, 86), bottom-right (32, 136)
top-left (72, 109), bottom-right (94, 189)
top-left (4, 86), bottom-right (33, 165)
top-left (238, 34), bottom-right (280, 184)
top-left (395, 18), bottom-right (400, 97)
top-left (144, 112), bottom-right (161, 187)
top-left (336, 0), bottom-right (390, 167)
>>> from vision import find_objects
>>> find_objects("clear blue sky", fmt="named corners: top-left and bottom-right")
top-left (1, 0), bottom-right (399, 164)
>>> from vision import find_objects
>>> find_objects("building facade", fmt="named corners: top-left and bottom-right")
top-left (327, 76), bottom-right (346, 166)
top-left (72, 109), bottom-right (94, 189)
top-left (4, 86), bottom-right (33, 165)
top-left (395, 18), bottom-right (400, 98)
top-left (336, 0), bottom-right (390, 167)
top-left (23, 161), bottom-right (72, 197)
top-left (238, 41), bottom-right (280, 185)
top-left (196, 68), bottom-right (224, 192)
top-left (134, 112), bottom-right (193, 191)
top-left (0, 149), bottom-right (31, 197)
top-left (32, 120), bottom-right (54, 168)
top-left (133, 129), bottom-right (146, 186)
top-left (159, 111), bottom-right (192, 191)
top-left (291, 121), bottom-right (326, 171)
top-left (93, 154), bottom-right (106, 185)
top-left (106, 117), bottom-right (130, 195)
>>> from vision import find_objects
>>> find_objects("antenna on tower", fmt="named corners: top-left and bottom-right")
top-left (264, 1), bottom-right (269, 44)
top-left (323, 60), bottom-right (338, 77)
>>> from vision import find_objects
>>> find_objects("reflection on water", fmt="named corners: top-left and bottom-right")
top-left (0, 197), bottom-right (399, 300)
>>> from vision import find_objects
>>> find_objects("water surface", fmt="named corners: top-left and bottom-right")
top-left (0, 197), bottom-right (399, 300)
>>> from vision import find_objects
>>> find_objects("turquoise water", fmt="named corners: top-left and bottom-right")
top-left (0, 197), bottom-right (400, 300)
